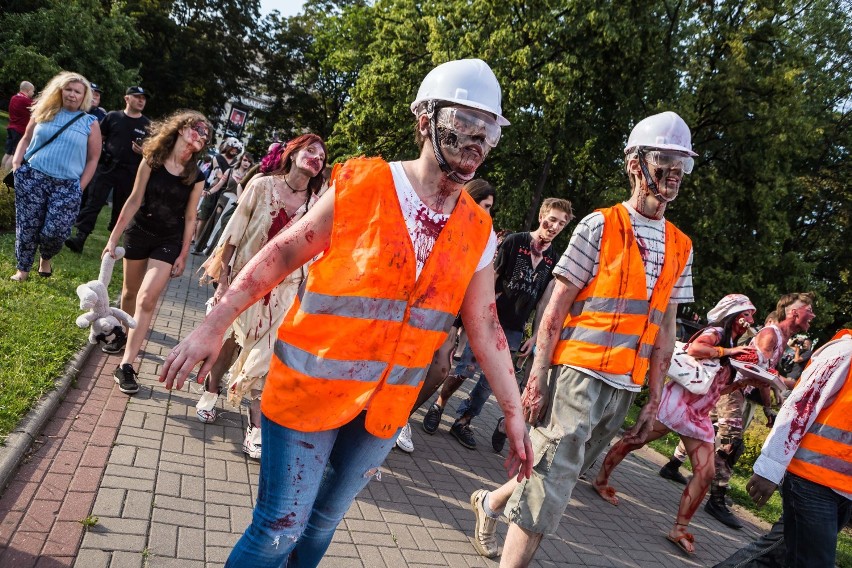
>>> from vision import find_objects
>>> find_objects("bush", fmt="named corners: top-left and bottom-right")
top-left (0, 179), bottom-right (13, 232)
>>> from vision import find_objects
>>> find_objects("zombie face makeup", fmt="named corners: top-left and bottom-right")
top-left (294, 142), bottom-right (326, 176)
top-left (636, 148), bottom-right (693, 203)
top-left (733, 310), bottom-right (756, 335)
top-left (790, 303), bottom-right (816, 331)
top-left (428, 105), bottom-right (500, 183)
top-left (537, 208), bottom-right (571, 242)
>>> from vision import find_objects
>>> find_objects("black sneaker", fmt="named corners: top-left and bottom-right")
top-left (705, 493), bottom-right (743, 529)
top-left (102, 333), bottom-right (127, 354)
top-left (491, 417), bottom-right (507, 453)
top-left (450, 421), bottom-right (477, 449)
top-left (113, 364), bottom-right (140, 394)
top-left (422, 403), bottom-right (443, 434)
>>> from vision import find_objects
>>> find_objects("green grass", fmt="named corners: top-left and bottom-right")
top-left (0, 209), bottom-right (119, 439)
top-left (623, 403), bottom-right (852, 567)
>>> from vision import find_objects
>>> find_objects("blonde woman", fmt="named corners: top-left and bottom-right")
top-left (10, 72), bottom-right (101, 281)
top-left (104, 110), bottom-right (211, 394)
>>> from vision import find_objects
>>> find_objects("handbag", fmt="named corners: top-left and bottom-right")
top-left (2, 112), bottom-right (86, 190)
top-left (666, 332), bottom-right (721, 395)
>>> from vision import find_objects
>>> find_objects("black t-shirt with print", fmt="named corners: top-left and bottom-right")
top-left (101, 111), bottom-right (150, 170)
top-left (494, 232), bottom-right (558, 332)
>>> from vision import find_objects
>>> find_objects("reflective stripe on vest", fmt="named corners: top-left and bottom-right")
top-left (552, 204), bottom-right (691, 384)
top-left (260, 157), bottom-right (493, 438)
top-left (787, 336), bottom-right (852, 494)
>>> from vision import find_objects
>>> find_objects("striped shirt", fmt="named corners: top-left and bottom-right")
top-left (554, 201), bottom-right (694, 390)
top-left (26, 109), bottom-right (96, 181)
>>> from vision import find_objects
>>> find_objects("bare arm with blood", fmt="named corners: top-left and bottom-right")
top-left (159, 188), bottom-right (335, 390)
top-left (622, 304), bottom-right (677, 445)
top-left (522, 276), bottom-right (580, 425)
top-left (753, 326), bottom-right (779, 415)
top-left (519, 278), bottom-right (555, 357)
top-left (460, 265), bottom-right (533, 481)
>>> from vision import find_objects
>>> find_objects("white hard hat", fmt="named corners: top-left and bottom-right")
top-left (410, 59), bottom-right (510, 126)
top-left (625, 111), bottom-right (697, 156)
top-left (707, 294), bottom-right (756, 323)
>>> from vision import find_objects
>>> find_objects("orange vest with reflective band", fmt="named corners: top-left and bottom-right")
top-left (552, 204), bottom-right (691, 384)
top-left (786, 330), bottom-right (852, 494)
top-left (260, 157), bottom-right (492, 438)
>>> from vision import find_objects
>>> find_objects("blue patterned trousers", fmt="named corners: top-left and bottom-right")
top-left (13, 163), bottom-right (82, 272)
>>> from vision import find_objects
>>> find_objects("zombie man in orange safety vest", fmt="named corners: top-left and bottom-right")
top-left (160, 59), bottom-right (535, 568)
top-left (746, 329), bottom-right (852, 568)
top-left (468, 111), bottom-right (696, 566)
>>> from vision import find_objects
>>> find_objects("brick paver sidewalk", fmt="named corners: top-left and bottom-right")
top-left (0, 255), bottom-right (769, 567)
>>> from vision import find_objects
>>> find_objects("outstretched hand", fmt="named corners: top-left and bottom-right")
top-left (159, 324), bottom-right (224, 390)
top-left (503, 413), bottom-right (533, 481)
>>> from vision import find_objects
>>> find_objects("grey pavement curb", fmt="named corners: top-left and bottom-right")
top-left (0, 341), bottom-right (97, 492)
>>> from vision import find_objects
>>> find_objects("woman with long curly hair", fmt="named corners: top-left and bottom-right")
top-left (194, 133), bottom-right (327, 458)
top-left (104, 110), bottom-right (212, 394)
top-left (10, 71), bottom-right (101, 281)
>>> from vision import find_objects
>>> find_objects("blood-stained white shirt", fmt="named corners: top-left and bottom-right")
top-left (753, 333), bottom-right (852, 499)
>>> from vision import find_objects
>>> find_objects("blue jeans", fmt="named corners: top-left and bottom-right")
top-left (456, 328), bottom-right (524, 420)
top-left (225, 412), bottom-right (399, 568)
top-left (782, 472), bottom-right (851, 568)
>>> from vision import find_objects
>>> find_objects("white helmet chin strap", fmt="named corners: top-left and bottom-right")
top-left (426, 100), bottom-right (471, 184)
top-left (637, 147), bottom-right (674, 202)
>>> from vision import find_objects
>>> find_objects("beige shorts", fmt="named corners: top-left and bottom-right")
top-left (506, 365), bottom-right (636, 534)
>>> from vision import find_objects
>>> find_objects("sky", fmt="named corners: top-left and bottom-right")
top-left (260, 0), bottom-right (307, 17)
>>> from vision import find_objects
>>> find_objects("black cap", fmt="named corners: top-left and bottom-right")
top-left (90, 83), bottom-right (103, 93)
top-left (125, 86), bottom-right (149, 98)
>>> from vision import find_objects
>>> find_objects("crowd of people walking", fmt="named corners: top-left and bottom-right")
top-left (3, 60), bottom-right (849, 568)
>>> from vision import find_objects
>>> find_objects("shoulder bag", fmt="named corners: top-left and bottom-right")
top-left (666, 330), bottom-right (721, 395)
top-left (2, 112), bottom-right (86, 189)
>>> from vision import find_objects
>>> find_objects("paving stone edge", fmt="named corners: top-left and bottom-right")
top-left (0, 341), bottom-right (97, 492)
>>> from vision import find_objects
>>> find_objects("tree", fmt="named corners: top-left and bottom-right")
top-left (0, 0), bottom-right (141, 109)
top-left (120, 0), bottom-right (265, 121)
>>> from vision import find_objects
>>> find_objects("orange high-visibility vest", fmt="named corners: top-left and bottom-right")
top-left (552, 204), bottom-right (692, 384)
top-left (786, 330), bottom-right (852, 494)
top-left (261, 157), bottom-right (493, 438)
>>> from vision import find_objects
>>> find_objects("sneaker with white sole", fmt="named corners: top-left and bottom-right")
top-left (113, 364), bottom-right (139, 394)
top-left (195, 391), bottom-right (219, 423)
top-left (243, 425), bottom-right (262, 459)
top-left (396, 422), bottom-right (414, 453)
top-left (470, 489), bottom-right (499, 558)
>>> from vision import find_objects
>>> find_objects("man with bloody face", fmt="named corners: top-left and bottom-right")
top-left (160, 59), bottom-right (534, 567)
top-left (468, 112), bottom-right (696, 566)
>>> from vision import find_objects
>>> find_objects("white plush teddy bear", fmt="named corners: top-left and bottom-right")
top-left (76, 247), bottom-right (136, 344)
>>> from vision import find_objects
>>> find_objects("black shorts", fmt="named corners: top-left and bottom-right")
top-left (124, 228), bottom-right (183, 265)
top-left (5, 128), bottom-right (23, 155)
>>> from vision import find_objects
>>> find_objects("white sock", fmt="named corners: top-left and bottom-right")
top-left (482, 492), bottom-right (500, 518)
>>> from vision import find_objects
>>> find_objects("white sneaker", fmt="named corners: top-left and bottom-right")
top-left (396, 422), bottom-right (414, 453)
top-left (243, 425), bottom-right (261, 459)
top-left (195, 391), bottom-right (218, 423)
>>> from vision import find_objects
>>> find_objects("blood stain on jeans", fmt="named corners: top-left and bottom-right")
top-left (297, 441), bottom-right (315, 449)
top-left (269, 512), bottom-right (297, 529)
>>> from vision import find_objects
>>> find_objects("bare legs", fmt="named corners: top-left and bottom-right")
top-left (592, 420), bottom-right (670, 505)
top-left (470, 478), bottom-right (544, 568)
top-left (119, 258), bottom-right (173, 368)
top-left (592, 420), bottom-right (715, 555)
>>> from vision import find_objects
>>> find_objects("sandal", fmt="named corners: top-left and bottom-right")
top-left (666, 524), bottom-right (695, 555)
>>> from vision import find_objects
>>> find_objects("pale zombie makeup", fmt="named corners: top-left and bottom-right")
top-left (792, 304), bottom-right (816, 330)
top-left (639, 150), bottom-right (694, 202)
top-left (435, 106), bottom-right (501, 179)
top-left (295, 143), bottom-right (325, 176)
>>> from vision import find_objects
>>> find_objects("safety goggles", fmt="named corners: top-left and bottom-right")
top-left (436, 106), bottom-right (501, 148)
top-left (641, 150), bottom-right (694, 174)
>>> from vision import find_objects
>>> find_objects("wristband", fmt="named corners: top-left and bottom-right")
top-left (717, 346), bottom-right (725, 358)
